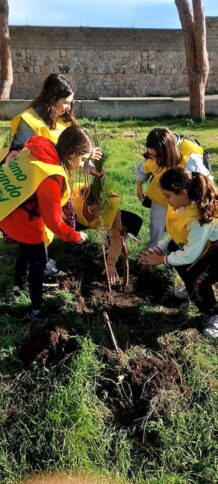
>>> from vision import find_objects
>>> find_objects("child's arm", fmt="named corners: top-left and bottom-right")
top-left (37, 177), bottom-right (87, 243)
top-left (105, 210), bottom-right (122, 284)
top-left (136, 161), bottom-right (152, 200)
top-left (185, 153), bottom-right (213, 180)
top-left (136, 180), bottom-right (144, 201)
top-left (143, 221), bottom-right (213, 267)
top-left (139, 235), bottom-right (171, 266)
top-left (165, 221), bottom-right (212, 266)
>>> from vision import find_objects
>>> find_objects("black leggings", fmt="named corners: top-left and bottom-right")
top-left (15, 242), bottom-right (47, 310)
top-left (169, 240), bottom-right (218, 313)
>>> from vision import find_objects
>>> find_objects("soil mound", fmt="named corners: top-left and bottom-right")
top-left (99, 348), bottom-right (180, 426)
top-left (19, 323), bottom-right (79, 367)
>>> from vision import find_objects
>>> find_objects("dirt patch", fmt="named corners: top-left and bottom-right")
top-left (17, 242), bottom-right (188, 361)
top-left (98, 348), bottom-right (180, 427)
top-left (57, 242), bottom-right (176, 313)
top-left (19, 323), bottom-right (79, 367)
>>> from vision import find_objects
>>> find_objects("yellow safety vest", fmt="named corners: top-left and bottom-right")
top-left (178, 137), bottom-right (204, 163)
top-left (0, 148), bottom-right (71, 245)
top-left (0, 108), bottom-right (69, 162)
top-left (71, 183), bottom-right (121, 230)
top-left (166, 204), bottom-right (200, 245)
top-left (144, 138), bottom-right (204, 206)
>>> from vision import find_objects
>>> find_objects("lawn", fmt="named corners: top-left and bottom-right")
top-left (0, 117), bottom-right (217, 484)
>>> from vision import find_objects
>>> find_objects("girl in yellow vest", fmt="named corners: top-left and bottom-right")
top-left (2, 73), bottom-right (101, 169)
top-left (136, 127), bottom-right (212, 248)
top-left (141, 166), bottom-right (218, 338)
top-left (1, 73), bottom-right (102, 273)
top-left (71, 184), bottom-right (142, 285)
top-left (0, 125), bottom-right (93, 323)
top-left (2, 73), bottom-right (75, 162)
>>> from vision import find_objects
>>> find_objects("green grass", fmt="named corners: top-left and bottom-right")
top-left (0, 117), bottom-right (218, 484)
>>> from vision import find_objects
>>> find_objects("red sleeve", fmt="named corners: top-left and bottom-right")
top-left (36, 177), bottom-right (81, 243)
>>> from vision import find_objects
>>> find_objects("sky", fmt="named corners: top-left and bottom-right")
top-left (9, 0), bottom-right (218, 29)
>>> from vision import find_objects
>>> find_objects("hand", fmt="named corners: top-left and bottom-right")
top-left (5, 150), bottom-right (19, 162)
top-left (139, 250), bottom-right (164, 266)
top-left (78, 231), bottom-right (88, 243)
top-left (90, 168), bottom-right (105, 180)
top-left (102, 265), bottom-right (120, 285)
top-left (91, 147), bottom-right (102, 161)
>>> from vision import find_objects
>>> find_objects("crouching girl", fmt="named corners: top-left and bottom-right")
top-left (141, 166), bottom-right (218, 338)
top-left (71, 183), bottom-right (142, 285)
top-left (0, 125), bottom-right (92, 322)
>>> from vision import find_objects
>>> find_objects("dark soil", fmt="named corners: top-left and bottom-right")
top-left (17, 241), bottom-right (194, 367)
top-left (98, 347), bottom-right (181, 428)
top-left (11, 240), bottom-right (197, 433)
top-left (19, 323), bottom-right (80, 368)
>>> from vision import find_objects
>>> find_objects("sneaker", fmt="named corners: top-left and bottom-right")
top-left (202, 314), bottom-right (218, 338)
top-left (27, 309), bottom-right (48, 324)
top-left (44, 259), bottom-right (59, 277)
top-left (12, 285), bottom-right (23, 295)
top-left (174, 286), bottom-right (189, 301)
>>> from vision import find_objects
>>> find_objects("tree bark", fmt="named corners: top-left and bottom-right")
top-left (175, 0), bottom-right (209, 120)
top-left (0, 0), bottom-right (13, 99)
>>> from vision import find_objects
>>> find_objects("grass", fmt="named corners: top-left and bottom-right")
top-left (0, 117), bottom-right (218, 484)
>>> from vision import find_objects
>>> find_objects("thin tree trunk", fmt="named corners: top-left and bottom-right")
top-left (188, 71), bottom-right (207, 119)
top-left (175, 0), bottom-right (209, 121)
top-left (0, 0), bottom-right (13, 99)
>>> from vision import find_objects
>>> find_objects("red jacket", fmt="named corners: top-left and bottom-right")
top-left (0, 136), bottom-right (81, 244)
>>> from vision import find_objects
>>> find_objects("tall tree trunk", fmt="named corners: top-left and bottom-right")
top-left (175, 0), bottom-right (209, 120)
top-left (0, 0), bottom-right (13, 99)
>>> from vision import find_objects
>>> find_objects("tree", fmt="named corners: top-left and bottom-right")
top-left (0, 0), bottom-right (13, 99)
top-left (175, 0), bottom-right (209, 121)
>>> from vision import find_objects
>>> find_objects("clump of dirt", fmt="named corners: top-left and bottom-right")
top-left (136, 261), bottom-right (175, 301)
top-left (98, 348), bottom-right (180, 427)
top-left (19, 323), bottom-right (79, 368)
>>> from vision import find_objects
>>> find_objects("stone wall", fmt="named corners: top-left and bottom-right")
top-left (9, 18), bottom-right (218, 99)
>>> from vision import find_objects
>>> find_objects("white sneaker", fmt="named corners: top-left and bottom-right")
top-left (174, 286), bottom-right (189, 301)
top-left (44, 259), bottom-right (59, 277)
top-left (202, 314), bottom-right (218, 338)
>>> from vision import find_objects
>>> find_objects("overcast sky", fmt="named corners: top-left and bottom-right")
top-left (9, 0), bottom-right (218, 29)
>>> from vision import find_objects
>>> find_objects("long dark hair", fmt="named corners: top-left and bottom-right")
top-left (56, 125), bottom-right (93, 174)
top-left (30, 74), bottom-right (75, 129)
top-left (160, 167), bottom-right (218, 224)
top-left (146, 127), bottom-right (181, 168)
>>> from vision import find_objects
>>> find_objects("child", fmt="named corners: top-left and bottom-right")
top-left (136, 127), bottom-right (212, 248)
top-left (140, 166), bottom-right (218, 338)
top-left (0, 125), bottom-right (94, 323)
top-left (71, 183), bottom-right (142, 285)
top-left (1, 73), bottom-right (101, 170)
top-left (0, 73), bottom-right (102, 273)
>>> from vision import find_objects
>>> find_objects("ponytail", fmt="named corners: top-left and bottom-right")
top-left (189, 172), bottom-right (218, 224)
